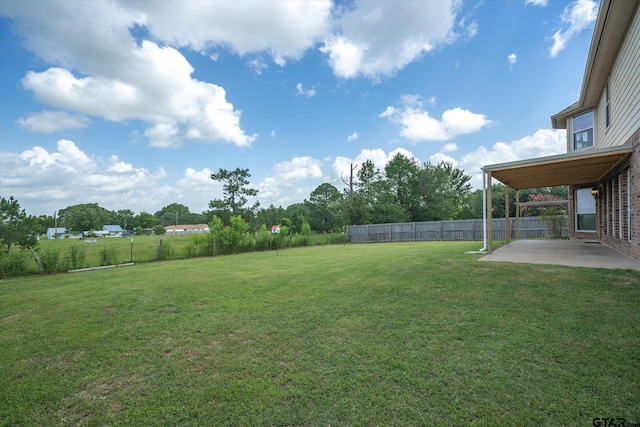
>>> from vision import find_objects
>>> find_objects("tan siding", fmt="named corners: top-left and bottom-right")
top-left (599, 6), bottom-right (640, 148)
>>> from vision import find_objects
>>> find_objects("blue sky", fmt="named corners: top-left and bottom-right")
top-left (0, 0), bottom-right (599, 217)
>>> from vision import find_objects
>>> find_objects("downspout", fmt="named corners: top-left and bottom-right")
top-left (479, 167), bottom-right (488, 252)
top-left (466, 168), bottom-right (488, 254)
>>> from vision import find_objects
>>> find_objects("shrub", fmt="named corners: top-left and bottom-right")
top-left (0, 247), bottom-right (33, 278)
top-left (154, 225), bottom-right (166, 235)
top-left (100, 246), bottom-right (120, 266)
top-left (40, 247), bottom-right (64, 274)
top-left (540, 208), bottom-right (568, 239)
top-left (300, 223), bottom-right (312, 246)
top-left (158, 240), bottom-right (173, 261)
top-left (67, 243), bottom-right (86, 270)
top-left (239, 235), bottom-right (256, 253)
top-left (255, 225), bottom-right (271, 251)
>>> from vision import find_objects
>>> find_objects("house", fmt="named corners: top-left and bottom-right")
top-left (46, 227), bottom-right (82, 239)
top-left (165, 224), bottom-right (210, 234)
top-left (103, 225), bottom-right (124, 237)
top-left (483, 0), bottom-right (639, 263)
top-left (46, 227), bottom-right (67, 240)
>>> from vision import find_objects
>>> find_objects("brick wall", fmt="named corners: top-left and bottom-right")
top-left (599, 128), bottom-right (640, 262)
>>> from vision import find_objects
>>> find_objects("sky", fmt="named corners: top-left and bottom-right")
top-left (0, 0), bottom-right (599, 217)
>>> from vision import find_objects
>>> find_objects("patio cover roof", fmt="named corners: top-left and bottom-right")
top-left (483, 144), bottom-right (632, 190)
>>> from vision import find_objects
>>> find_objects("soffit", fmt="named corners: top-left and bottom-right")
top-left (484, 145), bottom-right (632, 190)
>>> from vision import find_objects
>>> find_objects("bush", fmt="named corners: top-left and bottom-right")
top-left (154, 225), bottom-right (166, 235)
top-left (0, 248), bottom-right (33, 278)
top-left (239, 235), bottom-right (256, 253)
top-left (158, 240), bottom-right (173, 261)
top-left (67, 243), bottom-right (86, 270)
top-left (40, 247), bottom-right (65, 274)
top-left (540, 208), bottom-right (568, 239)
top-left (300, 223), bottom-right (312, 246)
top-left (100, 246), bottom-right (120, 266)
top-left (255, 225), bottom-right (271, 251)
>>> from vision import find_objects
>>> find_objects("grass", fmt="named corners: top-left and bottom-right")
top-left (1, 242), bottom-right (639, 426)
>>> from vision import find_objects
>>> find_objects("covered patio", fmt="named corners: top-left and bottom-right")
top-left (480, 239), bottom-right (640, 271)
top-left (480, 143), bottom-right (636, 270)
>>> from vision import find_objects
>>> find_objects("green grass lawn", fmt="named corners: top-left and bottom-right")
top-left (1, 242), bottom-right (639, 426)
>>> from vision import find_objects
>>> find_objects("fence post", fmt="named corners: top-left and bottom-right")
top-left (157, 239), bottom-right (163, 261)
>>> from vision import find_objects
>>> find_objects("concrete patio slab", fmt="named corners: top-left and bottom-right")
top-left (479, 239), bottom-right (640, 271)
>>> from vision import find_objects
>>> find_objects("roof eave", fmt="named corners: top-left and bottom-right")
top-left (551, 0), bottom-right (638, 128)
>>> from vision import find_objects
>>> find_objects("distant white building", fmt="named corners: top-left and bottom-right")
top-left (103, 225), bottom-right (124, 237)
top-left (165, 224), bottom-right (210, 234)
top-left (46, 228), bottom-right (82, 240)
top-left (46, 227), bottom-right (67, 240)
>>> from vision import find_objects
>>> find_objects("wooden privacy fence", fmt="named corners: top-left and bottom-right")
top-left (346, 217), bottom-right (567, 243)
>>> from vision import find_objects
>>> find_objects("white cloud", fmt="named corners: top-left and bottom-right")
top-left (460, 128), bottom-right (566, 189)
top-left (549, 0), bottom-right (598, 57)
top-left (258, 156), bottom-right (324, 206)
top-left (429, 152), bottom-right (458, 166)
top-left (3, 1), bottom-right (258, 148)
top-left (296, 83), bottom-right (317, 98)
top-left (321, 1), bottom-right (460, 79)
top-left (443, 143), bottom-right (458, 152)
top-left (347, 132), bottom-right (359, 142)
top-left (270, 130), bottom-right (276, 138)
top-left (17, 110), bottom-right (90, 133)
top-left (380, 96), bottom-right (491, 142)
top-left (508, 53), bottom-right (517, 68)
top-left (0, 139), bottom-right (178, 214)
top-left (526, 0), bottom-right (549, 6)
top-left (0, 139), bottom-right (236, 215)
top-left (273, 156), bottom-right (323, 183)
top-left (124, 1), bottom-right (333, 62)
top-left (248, 56), bottom-right (268, 74)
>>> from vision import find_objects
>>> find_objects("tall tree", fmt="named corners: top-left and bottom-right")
top-left (117, 209), bottom-right (135, 230)
top-left (413, 161), bottom-right (473, 221)
top-left (306, 183), bottom-right (344, 232)
top-left (154, 203), bottom-right (194, 226)
top-left (383, 153), bottom-right (420, 219)
top-left (209, 168), bottom-right (259, 225)
top-left (285, 203), bottom-right (310, 233)
top-left (134, 211), bottom-right (157, 229)
top-left (59, 203), bottom-right (116, 233)
top-left (256, 204), bottom-right (286, 229)
top-left (0, 196), bottom-right (38, 252)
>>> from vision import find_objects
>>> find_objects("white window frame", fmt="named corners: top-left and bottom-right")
top-left (628, 171), bottom-right (632, 242)
top-left (575, 188), bottom-right (596, 232)
top-left (618, 175), bottom-right (623, 240)
top-left (572, 110), bottom-right (594, 151)
top-left (611, 180), bottom-right (616, 236)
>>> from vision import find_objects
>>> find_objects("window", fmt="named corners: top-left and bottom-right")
top-left (572, 111), bottom-right (594, 150)
top-left (605, 83), bottom-right (611, 129)
top-left (576, 188), bottom-right (596, 232)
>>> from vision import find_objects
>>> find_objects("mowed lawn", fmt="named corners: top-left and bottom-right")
top-left (1, 242), bottom-right (639, 426)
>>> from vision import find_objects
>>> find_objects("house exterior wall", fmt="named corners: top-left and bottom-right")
top-left (598, 129), bottom-right (640, 261)
top-left (595, 6), bottom-right (640, 149)
top-left (576, 128), bottom-right (640, 262)
top-left (565, 5), bottom-right (640, 262)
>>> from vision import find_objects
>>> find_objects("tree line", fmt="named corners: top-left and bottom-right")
top-left (1, 153), bottom-right (567, 253)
